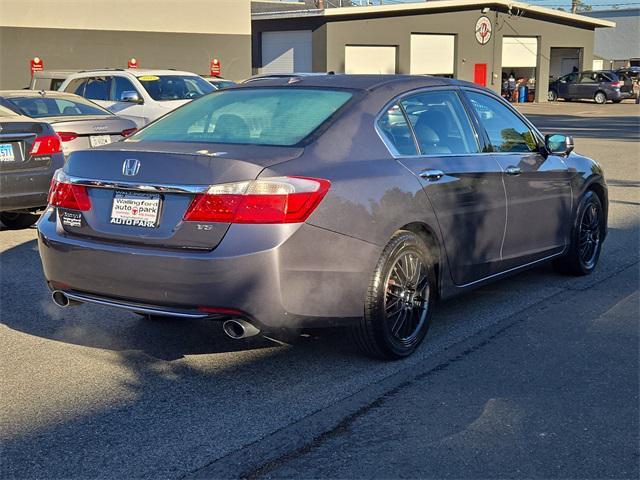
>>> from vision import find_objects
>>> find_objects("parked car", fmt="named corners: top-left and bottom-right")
top-left (202, 76), bottom-right (236, 90)
top-left (0, 91), bottom-right (137, 157)
top-left (616, 66), bottom-right (640, 81)
top-left (38, 75), bottom-right (608, 359)
top-left (548, 70), bottom-right (633, 103)
top-left (59, 69), bottom-right (214, 127)
top-left (0, 105), bottom-right (65, 229)
top-left (29, 70), bottom-right (80, 91)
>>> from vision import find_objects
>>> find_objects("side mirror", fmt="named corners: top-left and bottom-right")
top-left (545, 134), bottom-right (574, 156)
top-left (120, 91), bottom-right (143, 104)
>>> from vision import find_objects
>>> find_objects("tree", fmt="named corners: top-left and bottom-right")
top-left (571, 0), bottom-right (593, 13)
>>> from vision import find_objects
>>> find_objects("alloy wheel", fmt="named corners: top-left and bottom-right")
top-left (384, 251), bottom-right (430, 345)
top-left (578, 203), bottom-right (601, 268)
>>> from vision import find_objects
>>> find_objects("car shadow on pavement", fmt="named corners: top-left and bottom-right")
top-left (0, 238), bottom-right (357, 361)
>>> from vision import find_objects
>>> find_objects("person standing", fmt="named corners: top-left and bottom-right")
top-left (508, 72), bottom-right (516, 102)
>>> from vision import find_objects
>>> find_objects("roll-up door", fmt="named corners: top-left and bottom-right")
top-left (502, 37), bottom-right (538, 67)
top-left (261, 30), bottom-right (312, 74)
top-left (345, 46), bottom-right (397, 74)
top-left (410, 34), bottom-right (455, 75)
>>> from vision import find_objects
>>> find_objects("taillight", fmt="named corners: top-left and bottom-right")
top-left (57, 132), bottom-right (78, 142)
top-left (47, 177), bottom-right (91, 211)
top-left (121, 128), bottom-right (137, 137)
top-left (611, 81), bottom-right (621, 88)
top-left (183, 176), bottom-right (330, 224)
top-left (30, 134), bottom-right (62, 156)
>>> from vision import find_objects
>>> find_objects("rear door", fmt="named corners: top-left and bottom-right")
top-left (576, 72), bottom-right (598, 100)
top-left (379, 89), bottom-right (507, 285)
top-left (463, 90), bottom-right (572, 268)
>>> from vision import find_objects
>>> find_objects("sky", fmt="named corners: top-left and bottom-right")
top-left (344, 0), bottom-right (640, 10)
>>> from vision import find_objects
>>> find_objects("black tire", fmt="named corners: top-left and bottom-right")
top-left (594, 91), bottom-right (607, 104)
top-left (0, 212), bottom-right (39, 230)
top-left (352, 230), bottom-right (436, 360)
top-left (548, 90), bottom-right (558, 102)
top-left (553, 191), bottom-right (605, 276)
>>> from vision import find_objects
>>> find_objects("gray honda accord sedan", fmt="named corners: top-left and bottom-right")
top-left (37, 75), bottom-right (608, 359)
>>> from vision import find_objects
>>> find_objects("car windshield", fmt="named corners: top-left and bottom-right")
top-left (136, 75), bottom-right (214, 101)
top-left (3, 95), bottom-right (111, 118)
top-left (131, 88), bottom-right (354, 146)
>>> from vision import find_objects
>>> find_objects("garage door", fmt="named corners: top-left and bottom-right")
top-left (261, 30), bottom-right (312, 74)
top-left (502, 37), bottom-right (538, 67)
top-left (345, 46), bottom-right (396, 74)
top-left (410, 34), bottom-right (455, 75)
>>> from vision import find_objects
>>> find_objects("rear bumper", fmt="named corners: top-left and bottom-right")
top-left (37, 209), bottom-right (380, 329)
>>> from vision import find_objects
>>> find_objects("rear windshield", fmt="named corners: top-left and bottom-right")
top-left (137, 75), bottom-right (214, 101)
top-left (132, 88), bottom-right (353, 146)
top-left (3, 95), bottom-right (111, 118)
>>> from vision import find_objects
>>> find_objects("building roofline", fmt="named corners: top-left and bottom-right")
top-left (252, 0), bottom-right (616, 28)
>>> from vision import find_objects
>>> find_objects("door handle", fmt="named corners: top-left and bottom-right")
top-left (419, 169), bottom-right (445, 181)
top-left (505, 166), bottom-right (522, 176)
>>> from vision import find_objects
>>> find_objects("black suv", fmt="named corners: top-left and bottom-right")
top-left (548, 70), bottom-right (633, 104)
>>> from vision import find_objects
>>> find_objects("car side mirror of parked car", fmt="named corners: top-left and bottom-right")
top-left (545, 134), bottom-right (574, 156)
top-left (120, 91), bottom-right (143, 104)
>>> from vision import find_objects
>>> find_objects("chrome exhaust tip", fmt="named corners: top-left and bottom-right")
top-left (51, 290), bottom-right (80, 308)
top-left (222, 319), bottom-right (260, 339)
top-left (52, 290), bottom-right (70, 307)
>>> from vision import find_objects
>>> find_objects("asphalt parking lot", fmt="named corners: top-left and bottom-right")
top-left (1, 101), bottom-right (638, 479)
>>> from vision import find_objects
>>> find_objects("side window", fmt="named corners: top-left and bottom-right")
top-left (112, 76), bottom-right (139, 101)
top-left (84, 76), bottom-right (111, 101)
top-left (401, 90), bottom-right (479, 155)
top-left (65, 78), bottom-right (87, 96)
top-left (466, 91), bottom-right (538, 153)
top-left (377, 104), bottom-right (418, 156)
top-left (579, 73), bottom-right (596, 83)
top-left (50, 79), bottom-right (65, 91)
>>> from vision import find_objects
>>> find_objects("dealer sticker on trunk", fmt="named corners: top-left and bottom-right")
top-left (61, 211), bottom-right (82, 228)
top-left (110, 190), bottom-right (161, 228)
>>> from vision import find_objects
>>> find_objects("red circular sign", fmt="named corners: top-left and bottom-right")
top-left (475, 16), bottom-right (493, 45)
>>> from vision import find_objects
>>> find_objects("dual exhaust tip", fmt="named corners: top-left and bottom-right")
top-left (52, 290), bottom-right (260, 340)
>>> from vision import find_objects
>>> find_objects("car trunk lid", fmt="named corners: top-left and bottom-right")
top-left (0, 119), bottom-right (51, 173)
top-left (57, 141), bottom-right (303, 249)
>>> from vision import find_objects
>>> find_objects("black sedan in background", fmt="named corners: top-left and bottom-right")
top-left (0, 105), bottom-right (64, 229)
top-left (548, 70), bottom-right (633, 103)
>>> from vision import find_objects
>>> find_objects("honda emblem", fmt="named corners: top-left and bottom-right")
top-left (122, 158), bottom-right (140, 176)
